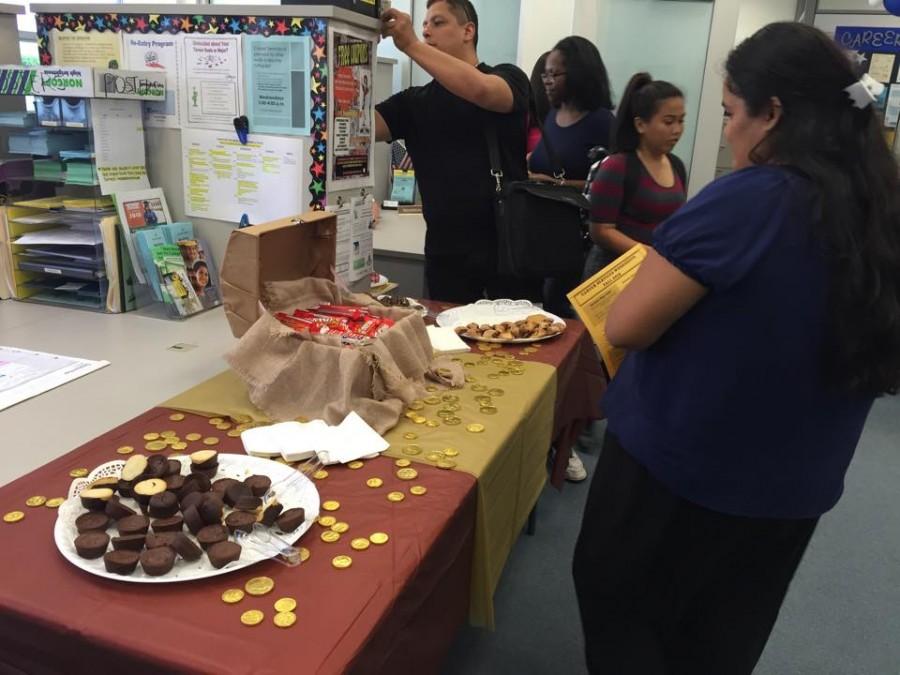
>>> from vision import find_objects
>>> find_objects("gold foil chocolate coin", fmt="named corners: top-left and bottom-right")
top-left (202, 437), bottom-right (219, 446)
top-left (274, 611), bottom-right (297, 628)
top-left (274, 597), bottom-right (297, 613)
top-left (185, 433), bottom-right (202, 442)
top-left (396, 468), bottom-right (418, 481)
top-left (369, 532), bottom-right (390, 545)
top-left (426, 385), bottom-right (438, 392)
top-left (394, 459), bottom-right (412, 468)
top-left (488, 388), bottom-right (505, 397)
top-left (299, 547), bottom-right (311, 562)
top-left (209, 417), bottom-right (224, 426)
top-left (116, 445), bottom-right (134, 455)
top-left (169, 413), bottom-right (185, 421)
top-left (471, 384), bottom-right (488, 392)
top-left (69, 468), bottom-right (88, 478)
top-left (318, 515), bottom-right (337, 527)
top-left (407, 401), bottom-right (425, 411)
top-left (366, 478), bottom-right (384, 488)
top-left (171, 442), bottom-right (188, 450)
top-left (410, 486), bottom-right (428, 496)
top-left (480, 406), bottom-right (498, 415)
top-left (227, 430), bottom-right (242, 438)
top-left (142, 432), bottom-right (160, 441)
top-left (240, 610), bottom-right (264, 626)
top-left (332, 555), bottom-right (353, 569)
top-left (351, 537), bottom-right (371, 551)
top-left (321, 530), bottom-right (341, 543)
top-left (3, 511), bottom-right (24, 523)
top-left (145, 440), bottom-right (167, 452)
top-left (160, 430), bottom-right (177, 438)
top-left (437, 459), bottom-right (457, 470)
top-left (387, 491), bottom-right (405, 503)
top-left (402, 445), bottom-right (422, 456)
top-left (425, 452), bottom-right (444, 462)
top-left (425, 420), bottom-right (440, 428)
top-left (347, 461), bottom-right (364, 470)
top-left (330, 521), bottom-right (350, 534)
top-left (25, 496), bottom-right (46, 508)
top-left (45, 497), bottom-right (65, 508)
top-left (403, 432), bottom-right (418, 440)
top-left (413, 416), bottom-right (427, 425)
top-left (443, 448), bottom-right (460, 458)
top-left (221, 588), bottom-right (245, 604)
top-left (245, 576), bottom-right (275, 596)
top-left (321, 500), bottom-right (340, 512)
top-left (467, 423), bottom-right (485, 433)
top-left (443, 417), bottom-right (462, 426)
top-left (423, 396), bottom-right (441, 405)
top-left (313, 469), bottom-right (329, 480)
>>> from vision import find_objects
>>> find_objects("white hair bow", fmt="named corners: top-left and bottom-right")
top-left (844, 73), bottom-right (885, 109)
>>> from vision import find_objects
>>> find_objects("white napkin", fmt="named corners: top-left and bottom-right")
top-left (426, 325), bottom-right (471, 355)
top-left (240, 413), bottom-right (389, 465)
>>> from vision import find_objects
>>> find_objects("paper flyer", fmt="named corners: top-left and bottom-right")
top-left (567, 244), bottom-right (648, 377)
top-left (327, 199), bottom-right (353, 285)
top-left (181, 128), bottom-right (304, 223)
top-left (179, 34), bottom-right (243, 131)
top-left (243, 35), bottom-right (311, 136)
top-left (0, 346), bottom-right (109, 412)
top-left (350, 195), bottom-right (374, 282)
top-left (330, 30), bottom-right (374, 186)
top-left (122, 34), bottom-right (183, 128)
top-left (90, 98), bottom-right (150, 196)
top-left (49, 30), bottom-right (123, 69)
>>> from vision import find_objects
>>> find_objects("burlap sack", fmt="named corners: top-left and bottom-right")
top-left (225, 277), bottom-right (462, 433)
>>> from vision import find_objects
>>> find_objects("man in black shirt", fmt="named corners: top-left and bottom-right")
top-left (376, 0), bottom-right (533, 303)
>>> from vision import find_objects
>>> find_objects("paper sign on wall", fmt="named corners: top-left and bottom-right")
top-left (329, 29), bottom-right (375, 187)
top-left (90, 98), bottom-right (150, 196)
top-left (94, 69), bottom-right (166, 101)
top-left (122, 34), bottom-right (183, 128)
top-left (30, 66), bottom-right (94, 97)
top-left (49, 30), bottom-right (123, 69)
top-left (179, 34), bottom-right (244, 131)
top-left (243, 35), bottom-right (311, 136)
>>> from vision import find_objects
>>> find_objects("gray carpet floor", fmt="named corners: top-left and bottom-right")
top-left (443, 395), bottom-right (900, 675)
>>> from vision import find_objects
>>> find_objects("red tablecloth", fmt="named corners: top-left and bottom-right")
top-left (0, 407), bottom-right (476, 674)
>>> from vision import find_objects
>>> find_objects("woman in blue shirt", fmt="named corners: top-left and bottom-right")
top-left (572, 23), bottom-right (900, 675)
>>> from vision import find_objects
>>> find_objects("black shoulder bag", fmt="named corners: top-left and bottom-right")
top-left (484, 121), bottom-right (590, 278)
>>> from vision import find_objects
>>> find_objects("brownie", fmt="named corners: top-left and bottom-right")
top-left (165, 459), bottom-right (182, 477)
top-left (74, 532), bottom-right (110, 559)
top-left (145, 532), bottom-right (178, 549)
top-left (225, 511), bottom-right (257, 535)
top-left (211, 478), bottom-right (239, 495)
top-left (244, 475), bottom-right (272, 498)
top-left (234, 495), bottom-right (262, 512)
top-left (145, 455), bottom-right (169, 479)
top-left (75, 512), bottom-right (110, 534)
top-left (198, 494), bottom-right (225, 525)
top-left (196, 524), bottom-right (229, 550)
top-left (206, 541), bottom-right (242, 569)
top-left (190, 450), bottom-right (219, 470)
top-left (104, 550), bottom-right (140, 575)
top-left (80, 488), bottom-right (114, 511)
top-left (224, 481), bottom-right (250, 507)
top-left (140, 546), bottom-right (176, 576)
top-left (105, 496), bottom-right (136, 521)
top-left (195, 466), bottom-right (218, 481)
top-left (260, 502), bottom-right (284, 528)
top-left (148, 491), bottom-right (179, 519)
top-left (185, 473), bottom-right (212, 494)
top-left (179, 491), bottom-right (205, 512)
top-left (117, 479), bottom-right (134, 499)
top-left (117, 514), bottom-right (150, 537)
top-left (275, 508), bottom-right (306, 533)
top-left (171, 533), bottom-right (202, 562)
top-left (111, 534), bottom-right (146, 552)
top-left (182, 505), bottom-right (205, 536)
top-left (164, 475), bottom-right (186, 493)
top-left (151, 514), bottom-right (184, 533)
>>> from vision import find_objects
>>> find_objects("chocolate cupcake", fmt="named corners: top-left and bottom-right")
top-left (196, 524), bottom-right (229, 550)
top-left (80, 488), bottom-right (114, 511)
top-left (145, 532), bottom-right (178, 549)
top-left (133, 479), bottom-right (167, 506)
top-left (117, 514), bottom-right (150, 537)
top-left (103, 550), bottom-right (140, 575)
top-left (164, 475), bottom-right (186, 494)
top-left (244, 475), bottom-right (272, 498)
top-left (276, 508), bottom-right (306, 533)
top-left (224, 511), bottom-right (257, 535)
top-left (105, 496), bottom-right (136, 521)
top-left (234, 495), bottom-right (262, 512)
top-left (206, 541), bottom-right (242, 569)
top-left (144, 455), bottom-right (169, 479)
top-left (151, 514), bottom-right (184, 533)
top-left (88, 476), bottom-right (119, 492)
top-left (165, 459), bottom-right (182, 477)
top-left (140, 546), bottom-right (176, 576)
top-left (148, 491), bottom-right (179, 519)
top-left (182, 505), bottom-right (205, 536)
top-left (120, 455), bottom-right (148, 482)
top-left (195, 466), bottom-right (219, 481)
top-left (74, 532), bottom-right (110, 559)
top-left (179, 491), bottom-right (205, 512)
top-left (190, 449), bottom-right (218, 471)
top-left (111, 534), bottom-right (146, 552)
top-left (75, 512), bottom-right (110, 534)
top-left (171, 533), bottom-right (202, 562)
top-left (224, 481), bottom-right (250, 508)
top-left (260, 502), bottom-right (284, 528)
top-left (117, 479), bottom-right (135, 499)
top-left (198, 494), bottom-right (225, 525)
top-left (211, 478), bottom-right (239, 495)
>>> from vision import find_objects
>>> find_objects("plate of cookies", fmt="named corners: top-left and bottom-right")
top-left (53, 451), bottom-right (320, 583)
top-left (436, 299), bottom-right (566, 343)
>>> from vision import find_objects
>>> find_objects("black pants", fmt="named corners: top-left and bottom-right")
top-left (425, 251), bottom-right (541, 304)
top-left (573, 432), bottom-right (818, 675)
top-left (543, 271), bottom-right (581, 319)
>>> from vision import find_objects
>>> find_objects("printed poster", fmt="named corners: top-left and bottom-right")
top-left (90, 98), bottom-right (150, 196)
top-left (181, 127), bottom-right (304, 223)
top-left (179, 34), bottom-right (244, 131)
top-left (350, 195), bottom-right (374, 282)
top-left (122, 34), bottom-right (183, 128)
top-left (49, 30), bottom-right (123, 69)
top-left (330, 30), bottom-right (374, 184)
top-left (243, 35), bottom-right (311, 136)
top-left (327, 199), bottom-right (353, 285)
top-left (869, 53), bottom-right (896, 84)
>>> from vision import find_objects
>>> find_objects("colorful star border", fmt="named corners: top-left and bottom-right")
top-left (36, 13), bottom-right (329, 210)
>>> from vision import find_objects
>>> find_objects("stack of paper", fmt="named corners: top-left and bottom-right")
top-left (241, 412), bottom-right (390, 465)
top-left (64, 160), bottom-right (99, 186)
top-left (8, 129), bottom-right (87, 156)
top-left (0, 111), bottom-right (35, 128)
top-left (33, 159), bottom-right (64, 182)
top-left (426, 325), bottom-right (472, 355)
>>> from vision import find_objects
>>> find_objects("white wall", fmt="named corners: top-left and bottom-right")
top-left (517, 0), bottom-right (574, 74)
top-left (471, 0), bottom-right (521, 66)
top-left (376, 0), bottom-right (412, 94)
top-left (818, 0), bottom-right (891, 10)
top-left (735, 0), bottom-right (799, 44)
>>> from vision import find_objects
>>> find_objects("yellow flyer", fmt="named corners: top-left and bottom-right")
top-left (567, 244), bottom-right (647, 377)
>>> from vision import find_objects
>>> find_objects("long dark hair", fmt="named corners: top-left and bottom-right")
top-left (529, 51), bottom-right (550, 130)
top-left (551, 36), bottom-right (613, 112)
top-left (727, 22), bottom-right (900, 396)
top-left (613, 72), bottom-right (684, 153)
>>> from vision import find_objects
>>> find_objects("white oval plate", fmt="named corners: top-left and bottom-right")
top-left (435, 299), bottom-right (566, 343)
top-left (55, 454), bottom-right (319, 583)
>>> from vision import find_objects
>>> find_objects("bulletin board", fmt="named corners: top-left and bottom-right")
top-left (35, 11), bottom-right (330, 210)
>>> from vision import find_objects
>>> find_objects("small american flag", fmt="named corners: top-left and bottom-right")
top-left (391, 141), bottom-right (414, 171)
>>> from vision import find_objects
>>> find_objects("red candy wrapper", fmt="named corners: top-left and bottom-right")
top-left (275, 304), bottom-right (397, 345)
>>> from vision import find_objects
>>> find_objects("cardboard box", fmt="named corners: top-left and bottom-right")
top-left (220, 210), bottom-right (336, 338)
